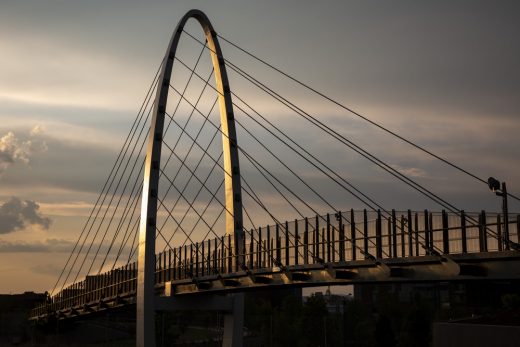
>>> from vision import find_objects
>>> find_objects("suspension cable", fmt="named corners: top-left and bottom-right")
top-left (214, 32), bottom-right (520, 203)
top-left (53, 60), bottom-right (161, 295)
top-left (176, 35), bottom-right (504, 254)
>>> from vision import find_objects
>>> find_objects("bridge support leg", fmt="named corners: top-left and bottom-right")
top-left (156, 289), bottom-right (244, 347)
top-left (222, 293), bottom-right (244, 347)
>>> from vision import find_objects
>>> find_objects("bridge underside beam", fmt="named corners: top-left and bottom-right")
top-left (30, 251), bottom-right (520, 323)
top-left (155, 293), bottom-right (244, 347)
top-left (165, 251), bottom-right (520, 295)
top-left (155, 294), bottom-right (233, 311)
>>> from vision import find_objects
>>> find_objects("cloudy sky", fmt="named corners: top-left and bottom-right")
top-left (0, 1), bottom-right (519, 293)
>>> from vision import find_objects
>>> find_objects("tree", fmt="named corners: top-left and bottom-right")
top-left (375, 313), bottom-right (396, 347)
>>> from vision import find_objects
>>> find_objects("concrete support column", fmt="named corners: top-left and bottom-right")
top-left (222, 293), bottom-right (244, 347)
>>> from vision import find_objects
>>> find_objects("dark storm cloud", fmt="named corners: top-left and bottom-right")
top-left (0, 197), bottom-right (52, 234)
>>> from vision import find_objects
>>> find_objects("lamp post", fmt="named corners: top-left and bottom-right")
top-left (488, 177), bottom-right (509, 250)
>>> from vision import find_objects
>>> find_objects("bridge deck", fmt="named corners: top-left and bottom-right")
top-left (30, 209), bottom-right (520, 321)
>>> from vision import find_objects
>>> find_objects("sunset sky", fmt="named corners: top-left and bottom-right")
top-left (1, 1), bottom-right (519, 293)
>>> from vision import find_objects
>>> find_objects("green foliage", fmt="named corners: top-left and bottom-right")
top-left (502, 293), bottom-right (520, 310)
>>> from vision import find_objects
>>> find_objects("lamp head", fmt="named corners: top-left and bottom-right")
top-left (488, 177), bottom-right (501, 192)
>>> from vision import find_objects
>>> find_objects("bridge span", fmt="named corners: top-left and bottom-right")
top-left (31, 209), bottom-right (520, 321)
top-left (28, 9), bottom-right (520, 347)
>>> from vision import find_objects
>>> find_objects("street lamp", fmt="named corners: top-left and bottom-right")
top-left (488, 177), bottom-right (510, 250)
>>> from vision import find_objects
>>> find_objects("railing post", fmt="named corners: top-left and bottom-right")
top-left (424, 210), bottom-right (430, 255)
top-left (190, 244), bottom-right (194, 277)
top-left (127, 264), bottom-right (130, 293)
top-left (205, 241), bottom-right (210, 276)
top-left (400, 215), bottom-right (405, 257)
top-left (249, 230), bottom-right (254, 269)
top-left (442, 210), bottom-right (449, 254)
top-left (414, 212), bottom-right (419, 256)
top-left (160, 251), bottom-right (165, 283)
top-left (429, 212), bottom-right (434, 252)
top-left (123, 264), bottom-right (127, 293)
top-left (257, 237), bottom-right (261, 268)
top-left (172, 249), bottom-right (176, 280)
top-left (461, 211), bottom-right (467, 254)
top-left (114, 270), bottom-right (118, 297)
top-left (95, 274), bottom-right (103, 300)
top-left (285, 221), bottom-right (290, 266)
top-left (331, 223), bottom-right (336, 263)
top-left (376, 210), bottom-right (382, 258)
top-left (103, 273), bottom-right (107, 298)
top-left (267, 225), bottom-right (271, 267)
top-left (263, 240), bottom-right (268, 267)
top-left (387, 216), bottom-right (392, 257)
top-left (201, 240), bottom-right (206, 276)
top-left (503, 183), bottom-right (510, 251)
top-left (167, 249), bottom-right (172, 281)
top-left (220, 235), bottom-right (225, 273)
top-left (315, 216), bottom-right (320, 261)
top-left (213, 239), bottom-right (218, 274)
top-left (184, 248), bottom-right (188, 279)
top-left (304, 218), bottom-right (309, 264)
top-left (134, 262), bottom-right (138, 291)
top-left (504, 212), bottom-right (510, 251)
top-left (195, 242), bottom-right (200, 277)
top-left (407, 210), bottom-right (413, 257)
top-left (322, 227), bottom-right (326, 261)
top-left (108, 272), bottom-right (112, 297)
top-left (218, 236), bottom-right (223, 273)
top-left (181, 246), bottom-right (185, 279)
top-left (270, 238), bottom-right (274, 267)
top-left (363, 209), bottom-right (369, 259)
top-left (244, 231), bottom-right (247, 269)
top-left (517, 215), bottom-right (520, 244)
top-left (215, 236), bottom-right (222, 273)
top-left (130, 263), bottom-right (133, 292)
top-left (216, 249), bottom-right (220, 275)
top-left (276, 224), bottom-right (281, 266)
top-left (157, 253), bottom-right (161, 284)
top-left (227, 234), bottom-right (232, 273)
top-left (350, 209), bottom-right (356, 261)
top-left (127, 264), bottom-right (131, 293)
top-left (479, 210), bottom-right (488, 252)
top-left (294, 220), bottom-right (299, 265)
top-left (392, 209), bottom-right (397, 257)
top-left (162, 251), bottom-right (167, 282)
top-left (112, 270), bottom-right (115, 297)
top-left (258, 227), bottom-right (262, 268)
top-left (326, 214), bottom-right (331, 262)
top-left (117, 269), bottom-right (121, 296)
top-left (338, 211), bottom-right (345, 262)
top-left (497, 214), bottom-right (503, 251)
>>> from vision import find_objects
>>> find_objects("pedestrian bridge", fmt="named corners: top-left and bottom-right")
top-left (28, 9), bottom-right (520, 347)
top-left (31, 209), bottom-right (520, 321)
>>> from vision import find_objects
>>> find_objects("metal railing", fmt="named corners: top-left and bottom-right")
top-left (30, 209), bottom-right (520, 319)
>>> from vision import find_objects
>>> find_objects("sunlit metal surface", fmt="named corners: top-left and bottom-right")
top-left (136, 9), bottom-right (243, 347)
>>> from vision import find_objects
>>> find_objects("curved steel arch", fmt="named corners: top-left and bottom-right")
top-left (137, 9), bottom-right (243, 346)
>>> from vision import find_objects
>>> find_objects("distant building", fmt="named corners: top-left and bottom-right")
top-left (0, 291), bottom-right (47, 345)
top-left (304, 287), bottom-right (353, 314)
